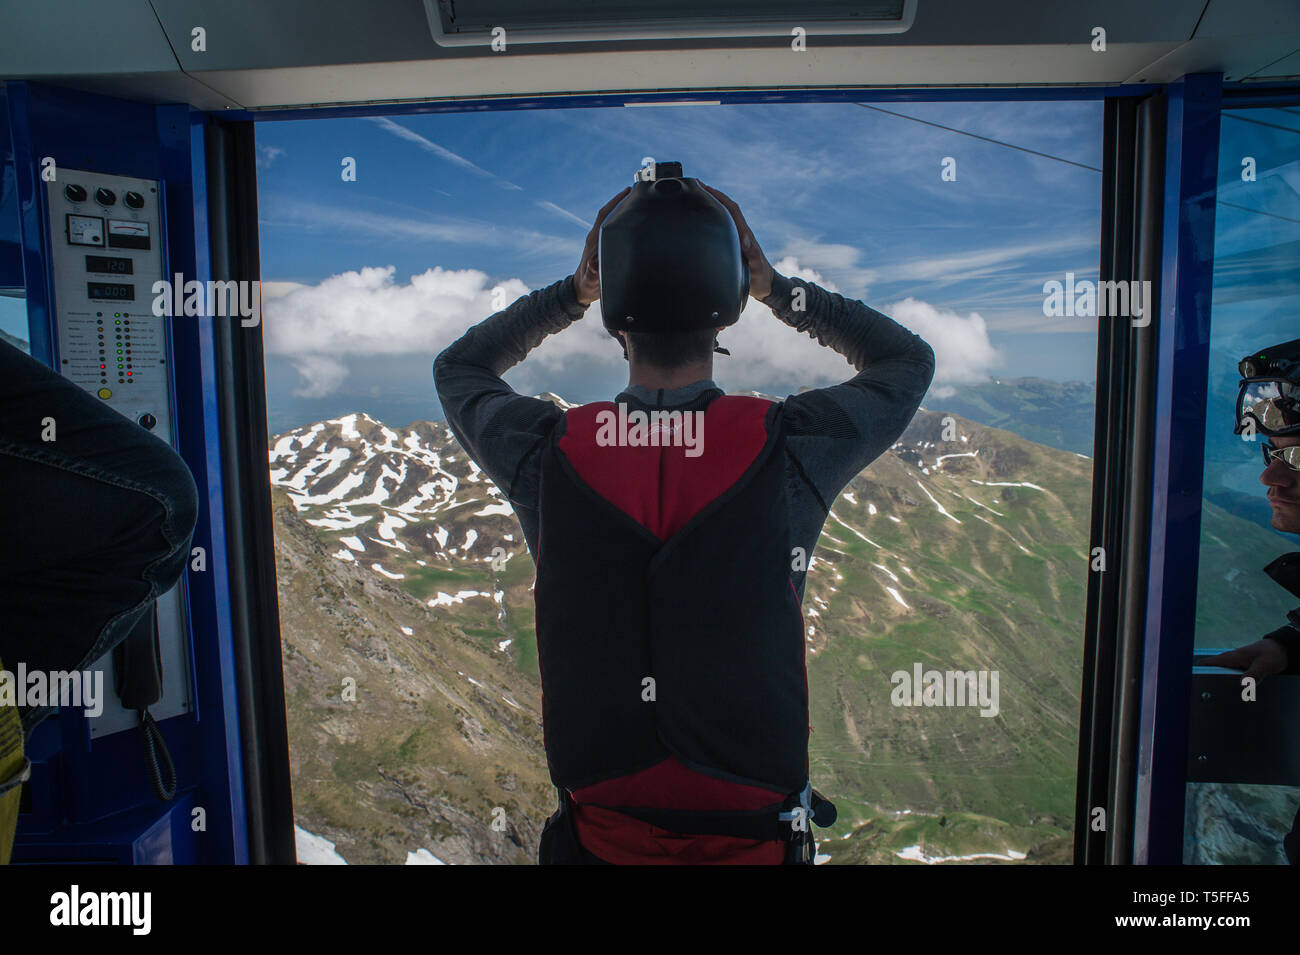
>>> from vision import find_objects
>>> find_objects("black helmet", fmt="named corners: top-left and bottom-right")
top-left (598, 161), bottom-right (749, 342)
top-left (1235, 338), bottom-right (1300, 438)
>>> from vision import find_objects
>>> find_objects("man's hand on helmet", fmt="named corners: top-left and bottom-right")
top-left (700, 183), bottom-right (775, 302)
top-left (573, 187), bottom-right (631, 308)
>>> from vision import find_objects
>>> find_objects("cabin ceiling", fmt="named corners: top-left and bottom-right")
top-left (1, 0), bottom-right (1297, 111)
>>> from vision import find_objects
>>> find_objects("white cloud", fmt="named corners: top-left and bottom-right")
top-left (263, 256), bottom-right (998, 401)
top-left (263, 265), bottom-right (531, 396)
top-left (776, 241), bottom-right (876, 295)
top-left (256, 144), bottom-right (284, 169)
top-left (706, 259), bottom-right (999, 395)
top-left (261, 281), bottom-right (307, 301)
top-left (289, 354), bottom-right (349, 398)
top-left (884, 296), bottom-right (999, 388)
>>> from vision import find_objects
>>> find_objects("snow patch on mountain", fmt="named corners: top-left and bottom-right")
top-left (915, 480), bottom-right (962, 524)
top-left (295, 824), bottom-right (348, 865)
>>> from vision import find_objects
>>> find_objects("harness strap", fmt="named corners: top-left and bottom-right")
top-left (591, 804), bottom-right (788, 842)
top-left (578, 784), bottom-right (836, 844)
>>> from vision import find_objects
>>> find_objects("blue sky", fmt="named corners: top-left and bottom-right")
top-left (252, 99), bottom-right (1107, 432)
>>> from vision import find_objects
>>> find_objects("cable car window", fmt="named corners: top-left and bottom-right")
top-left (0, 291), bottom-right (27, 354)
top-left (1187, 103), bottom-right (1300, 865)
top-left (254, 100), bottom-right (1101, 864)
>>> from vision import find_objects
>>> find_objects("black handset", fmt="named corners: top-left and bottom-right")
top-left (114, 606), bottom-right (164, 709)
top-left (113, 604), bottom-right (176, 801)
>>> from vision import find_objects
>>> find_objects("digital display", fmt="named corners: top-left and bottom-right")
top-left (85, 254), bottom-right (133, 275)
top-left (86, 282), bottom-right (135, 301)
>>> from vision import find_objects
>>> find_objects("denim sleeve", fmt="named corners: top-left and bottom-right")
top-left (433, 275), bottom-right (589, 528)
top-left (767, 271), bottom-right (936, 511)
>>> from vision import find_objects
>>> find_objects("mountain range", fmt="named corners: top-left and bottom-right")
top-left (270, 397), bottom-right (1101, 863)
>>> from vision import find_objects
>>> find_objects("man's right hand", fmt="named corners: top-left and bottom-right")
top-left (701, 183), bottom-right (776, 302)
top-left (1202, 638), bottom-right (1290, 682)
top-left (573, 187), bottom-right (631, 308)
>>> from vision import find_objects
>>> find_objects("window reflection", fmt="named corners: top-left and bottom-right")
top-left (1187, 105), bottom-right (1300, 866)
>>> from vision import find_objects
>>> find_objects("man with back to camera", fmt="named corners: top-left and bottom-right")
top-left (434, 162), bottom-right (935, 864)
top-left (1202, 337), bottom-right (1300, 865)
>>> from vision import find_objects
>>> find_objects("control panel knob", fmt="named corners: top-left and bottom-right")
top-left (95, 187), bottom-right (116, 206)
top-left (124, 191), bottom-right (145, 209)
top-left (64, 183), bottom-right (87, 202)
top-left (137, 412), bottom-right (157, 430)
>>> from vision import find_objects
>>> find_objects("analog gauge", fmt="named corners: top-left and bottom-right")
top-left (66, 214), bottom-right (105, 246)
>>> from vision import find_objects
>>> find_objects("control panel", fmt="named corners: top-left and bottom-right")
top-left (44, 169), bottom-right (193, 737)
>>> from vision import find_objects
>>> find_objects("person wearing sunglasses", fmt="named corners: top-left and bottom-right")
top-left (1202, 337), bottom-right (1300, 864)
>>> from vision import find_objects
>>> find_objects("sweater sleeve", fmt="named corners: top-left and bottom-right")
top-left (1264, 621), bottom-right (1300, 676)
top-left (433, 275), bottom-right (587, 511)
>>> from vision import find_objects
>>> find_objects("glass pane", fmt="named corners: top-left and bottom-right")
top-left (0, 291), bottom-right (29, 353)
top-left (1187, 104), bottom-right (1300, 865)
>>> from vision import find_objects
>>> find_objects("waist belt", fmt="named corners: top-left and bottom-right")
top-left (581, 784), bottom-right (838, 843)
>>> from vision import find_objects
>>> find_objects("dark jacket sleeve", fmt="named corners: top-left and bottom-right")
top-left (766, 271), bottom-right (936, 510)
top-left (1264, 621), bottom-right (1300, 676)
top-left (433, 275), bottom-right (587, 522)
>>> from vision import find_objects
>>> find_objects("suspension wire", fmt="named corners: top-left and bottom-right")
top-left (852, 102), bottom-right (1102, 172)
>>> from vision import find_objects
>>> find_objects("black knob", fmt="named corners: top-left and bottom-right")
top-left (137, 412), bottom-right (157, 430)
top-left (95, 187), bottom-right (116, 206)
top-left (64, 184), bottom-right (87, 202)
top-left (124, 191), bottom-right (145, 209)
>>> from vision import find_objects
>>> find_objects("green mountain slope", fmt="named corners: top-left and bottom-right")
top-left (270, 403), bottom-right (1095, 863)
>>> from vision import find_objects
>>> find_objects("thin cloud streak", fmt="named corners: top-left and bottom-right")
top-left (259, 196), bottom-right (582, 258)
top-left (368, 116), bottom-right (524, 191)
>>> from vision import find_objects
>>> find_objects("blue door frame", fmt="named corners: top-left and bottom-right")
top-left (4, 82), bottom-right (248, 863)
top-left (1132, 73), bottom-right (1222, 865)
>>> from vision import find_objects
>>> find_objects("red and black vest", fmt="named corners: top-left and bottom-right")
top-left (533, 391), bottom-right (810, 863)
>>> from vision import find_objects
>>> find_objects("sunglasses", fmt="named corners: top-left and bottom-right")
top-left (1262, 440), bottom-right (1300, 471)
